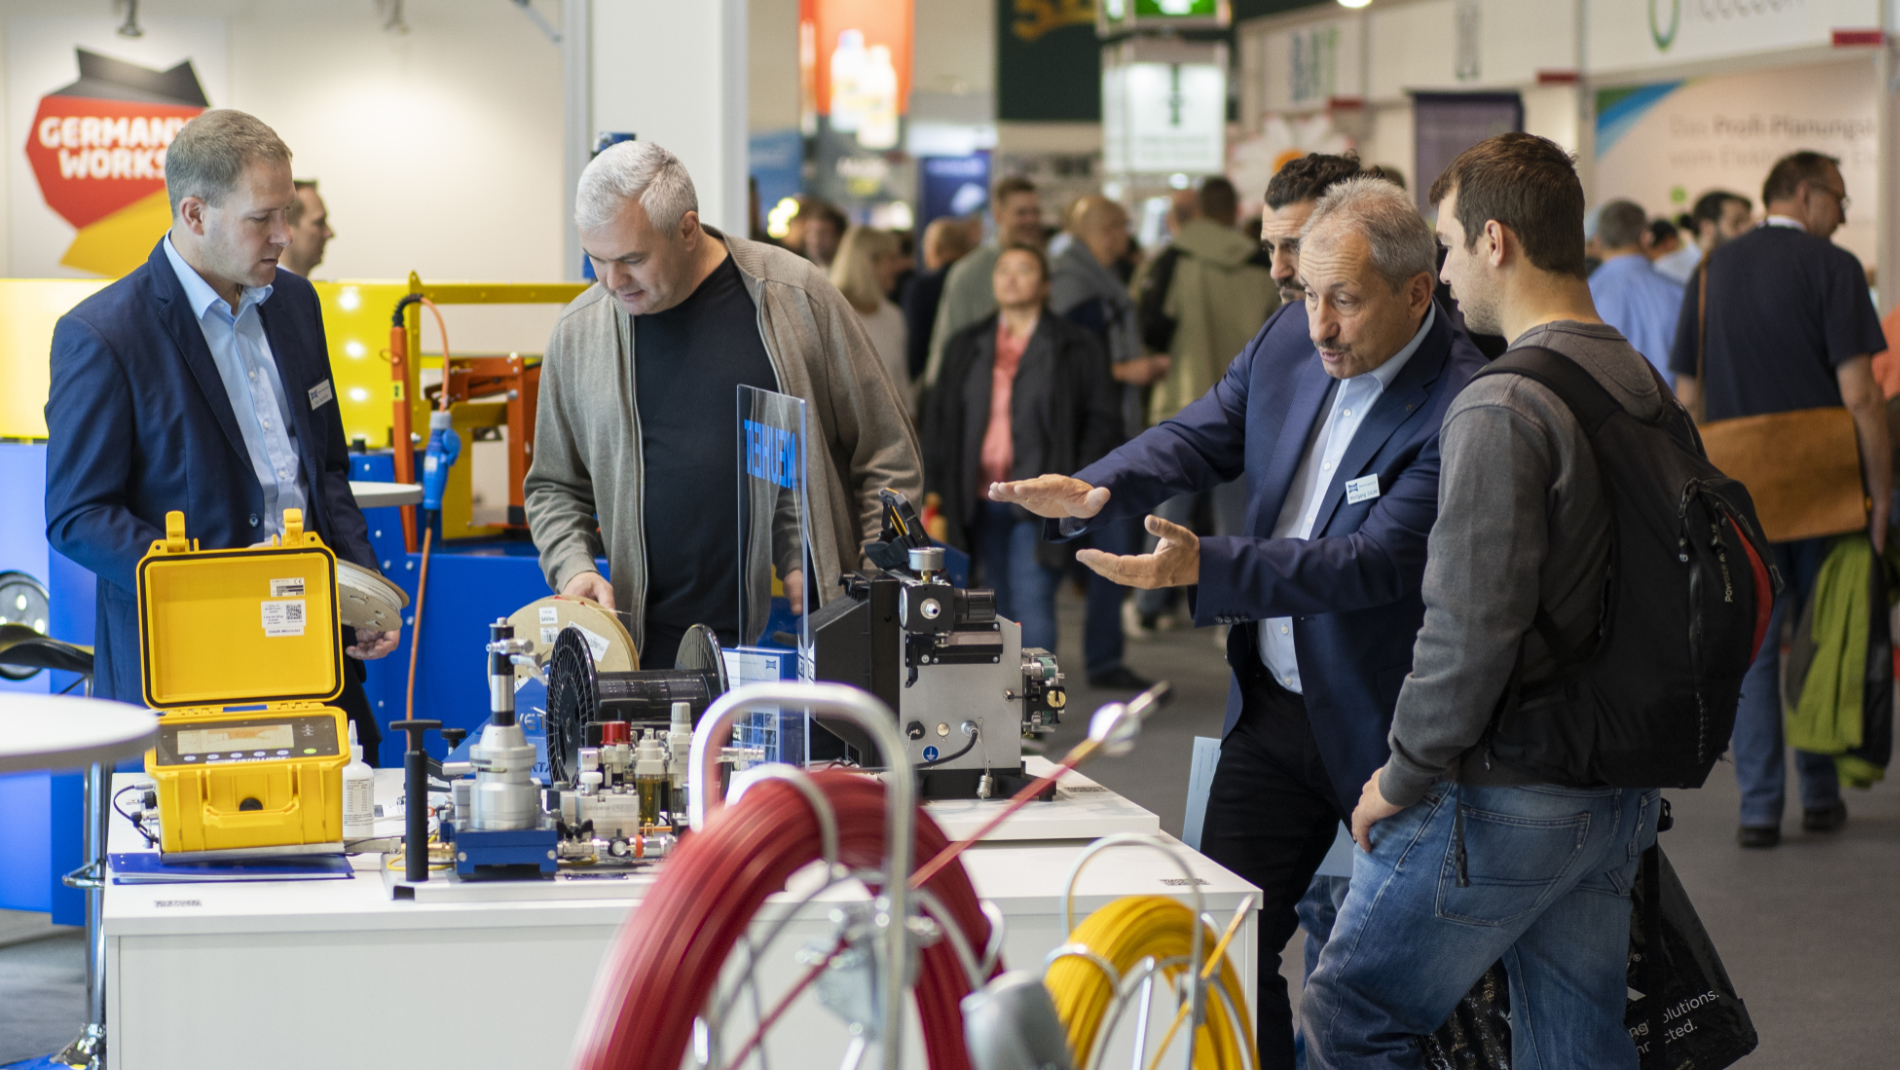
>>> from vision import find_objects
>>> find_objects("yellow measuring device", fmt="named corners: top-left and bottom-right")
top-left (138, 509), bottom-right (351, 858)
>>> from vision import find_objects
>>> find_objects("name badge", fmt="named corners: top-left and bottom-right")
top-left (1345, 474), bottom-right (1381, 504)
top-left (307, 378), bottom-right (334, 410)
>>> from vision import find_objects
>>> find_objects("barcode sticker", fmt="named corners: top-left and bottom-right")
top-left (567, 622), bottom-right (610, 662)
top-left (270, 577), bottom-right (305, 597)
top-left (540, 627), bottom-right (560, 647)
top-left (262, 598), bottom-right (306, 637)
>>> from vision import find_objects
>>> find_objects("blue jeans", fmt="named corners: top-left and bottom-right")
top-left (1733, 539), bottom-right (1841, 826)
top-left (1294, 874), bottom-right (1352, 1070)
top-left (976, 502), bottom-right (1060, 654)
top-left (1302, 783), bottom-right (1660, 1070)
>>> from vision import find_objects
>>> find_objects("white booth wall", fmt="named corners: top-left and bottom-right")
top-left (1237, 0), bottom-right (1896, 289)
top-left (0, 0), bottom-right (568, 283)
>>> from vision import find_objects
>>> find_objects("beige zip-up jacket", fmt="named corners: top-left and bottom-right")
top-left (524, 228), bottom-right (924, 655)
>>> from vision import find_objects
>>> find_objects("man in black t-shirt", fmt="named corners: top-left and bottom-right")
top-left (1669, 150), bottom-right (1889, 848)
top-left (526, 143), bottom-right (922, 670)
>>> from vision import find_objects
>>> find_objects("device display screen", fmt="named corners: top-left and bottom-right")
top-left (174, 724), bottom-right (296, 755)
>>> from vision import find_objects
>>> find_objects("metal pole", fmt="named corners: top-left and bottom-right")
top-left (690, 682), bottom-right (914, 1070)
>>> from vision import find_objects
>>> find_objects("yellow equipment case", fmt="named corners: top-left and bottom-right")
top-left (138, 509), bottom-right (351, 857)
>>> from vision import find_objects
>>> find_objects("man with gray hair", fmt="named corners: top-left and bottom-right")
top-left (45, 108), bottom-right (396, 755)
top-left (991, 176), bottom-right (1486, 1068)
top-left (525, 141), bottom-right (922, 669)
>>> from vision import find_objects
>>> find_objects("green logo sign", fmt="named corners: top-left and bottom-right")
top-left (1649, 0), bottom-right (1679, 52)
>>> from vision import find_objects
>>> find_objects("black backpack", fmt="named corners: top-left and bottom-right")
top-left (1470, 347), bottom-right (1780, 789)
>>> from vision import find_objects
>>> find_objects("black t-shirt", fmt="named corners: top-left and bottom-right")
top-left (1669, 225), bottom-right (1887, 421)
top-left (634, 254), bottom-right (778, 667)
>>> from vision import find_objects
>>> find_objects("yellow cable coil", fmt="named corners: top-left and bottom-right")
top-left (1044, 895), bottom-right (1257, 1070)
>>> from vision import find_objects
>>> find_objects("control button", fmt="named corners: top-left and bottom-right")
top-left (253, 751), bottom-right (266, 757)
top-left (276, 749), bottom-right (290, 756)
top-left (208, 753), bottom-right (220, 760)
top-left (184, 755), bottom-right (198, 762)
top-left (303, 748), bottom-right (317, 754)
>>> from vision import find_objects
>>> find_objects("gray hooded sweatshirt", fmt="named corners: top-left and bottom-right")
top-left (523, 229), bottom-right (924, 655)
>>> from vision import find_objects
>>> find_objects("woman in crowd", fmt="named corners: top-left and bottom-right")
top-left (830, 225), bottom-right (911, 401)
top-left (920, 243), bottom-right (1123, 655)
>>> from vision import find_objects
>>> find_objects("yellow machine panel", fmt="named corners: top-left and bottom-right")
top-left (138, 509), bottom-right (350, 857)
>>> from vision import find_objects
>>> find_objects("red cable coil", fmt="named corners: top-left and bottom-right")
top-left (572, 771), bottom-right (997, 1070)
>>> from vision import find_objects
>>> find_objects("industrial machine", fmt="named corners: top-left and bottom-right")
top-left (810, 491), bottom-right (1067, 798)
top-left (412, 616), bottom-right (742, 880)
top-left (137, 510), bottom-right (352, 859)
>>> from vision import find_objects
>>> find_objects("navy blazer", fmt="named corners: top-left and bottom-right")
top-left (1055, 301), bottom-right (1486, 811)
top-left (44, 239), bottom-right (376, 704)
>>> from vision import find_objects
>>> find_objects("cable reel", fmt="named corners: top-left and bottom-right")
top-left (543, 624), bottom-right (732, 786)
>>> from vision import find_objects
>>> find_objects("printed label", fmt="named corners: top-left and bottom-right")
top-left (538, 606), bottom-right (560, 625)
top-left (270, 577), bottom-right (305, 598)
top-left (1344, 474), bottom-right (1381, 504)
top-left (567, 622), bottom-right (610, 663)
top-left (540, 627), bottom-right (560, 647)
top-left (307, 378), bottom-right (334, 410)
top-left (153, 898), bottom-right (202, 907)
top-left (262, 598), bottom-right (306, 637)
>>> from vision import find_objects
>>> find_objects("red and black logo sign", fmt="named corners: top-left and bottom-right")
top-left (23, 49), bottom-right (208, 231)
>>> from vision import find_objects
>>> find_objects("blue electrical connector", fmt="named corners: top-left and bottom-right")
top-left (420, 409), bottom-right (461, 517)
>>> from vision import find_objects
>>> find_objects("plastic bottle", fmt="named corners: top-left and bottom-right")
top-left (829, 29), bottom-right (866, 133)
top-left (667, 701), bottom-right (694, 818)
top-left (634, 731), bottom-right (669, 830)
top-left (342, 722), bottom-right (376, 843)
top-left (857, 44), bottom-right (899, 150)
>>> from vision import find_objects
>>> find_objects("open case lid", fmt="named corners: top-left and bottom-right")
top-left (136, 510), bottom-right (344, 711)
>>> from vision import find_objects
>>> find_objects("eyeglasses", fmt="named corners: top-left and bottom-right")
top-left (1815, 184), bottom-right (1851, 211)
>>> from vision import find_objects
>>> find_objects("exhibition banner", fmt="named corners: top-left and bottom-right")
top-left (5, 17), bottom-right (227, 278)
top-left (1594, 59), bottom-right (1876, 265)
top-left (798, 0), bottom-right (912, 150)
top-left (1585, 0), bottom-right (1880, 75)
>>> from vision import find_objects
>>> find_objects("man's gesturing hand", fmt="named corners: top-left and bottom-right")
top-left (987, 475), bottom-right (1110, 520)
top-left (1350, 767), bottom-right (1405, 853)
top-left (1075, 514), bottom-right (1199, 589)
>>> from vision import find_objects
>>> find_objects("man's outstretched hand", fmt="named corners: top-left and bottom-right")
top-left (1075, 514), bottom-right (1200, 589)
top-left (987, 474), bottom-right (1110, 519)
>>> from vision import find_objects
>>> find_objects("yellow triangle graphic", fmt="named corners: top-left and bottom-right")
top-left (59, 189), bottom-right (174, 277)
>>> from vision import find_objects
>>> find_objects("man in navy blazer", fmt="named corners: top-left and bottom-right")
top-left (44, 110), bottom-right (396, 755)
top-left (994, 178), bottom-right (1486, 1067)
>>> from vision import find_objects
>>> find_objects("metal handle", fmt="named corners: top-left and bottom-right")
top-left (688, 681), bottom-right (915, 1070)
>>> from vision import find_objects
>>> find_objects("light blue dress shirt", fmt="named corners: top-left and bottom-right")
top-left (162, 236), bottom-right (306, 538)
top-left (1587, 252), bottom-right (1684, 387)
top-left (1257, 302), bottom-right (1434, 693)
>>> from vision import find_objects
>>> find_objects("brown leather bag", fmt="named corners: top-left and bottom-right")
top-left (1693, 267), bottom-right (1869, 543)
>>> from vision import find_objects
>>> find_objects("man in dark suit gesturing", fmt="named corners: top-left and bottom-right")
top-left (45, 110), bottom-right (396, 756)
top-left (992, 177), bottom-right (1486, 1067)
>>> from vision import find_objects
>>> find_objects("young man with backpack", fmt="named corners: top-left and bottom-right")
top-left (1302, 134), bottom-right (1773, 1068)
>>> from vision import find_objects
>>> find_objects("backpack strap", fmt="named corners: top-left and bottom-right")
top-left (1469, 344), bottom-right (1626, 436)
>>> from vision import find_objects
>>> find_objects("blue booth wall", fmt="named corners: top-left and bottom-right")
top-left (0, 442), bottom-right (94, 923)
top-left (0, 444), bottom-right (564, 920)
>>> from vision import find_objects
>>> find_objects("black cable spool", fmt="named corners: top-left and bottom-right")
top-left (543, 624), bottom-right (732, 785)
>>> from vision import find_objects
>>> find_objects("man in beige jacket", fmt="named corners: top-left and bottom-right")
top-left (525, 141), bottom-right (922, 668)
top-left (1127, 177), bottom-right (1278, 631)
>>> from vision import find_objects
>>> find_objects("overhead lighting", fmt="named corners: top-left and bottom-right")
top-left (1337, 0), bottom-right (1372, 8)
top-left (115, 0), bottom-right (143, 38)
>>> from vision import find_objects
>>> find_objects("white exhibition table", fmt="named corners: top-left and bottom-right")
top-left (104, 763), bottom-right (1259, 1070)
